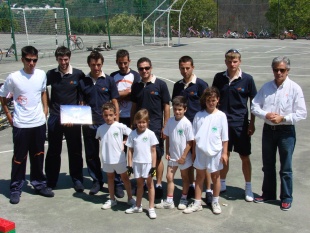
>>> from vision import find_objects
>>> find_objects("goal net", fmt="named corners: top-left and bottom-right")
top-left (11, 7), bottom-right (70, 55)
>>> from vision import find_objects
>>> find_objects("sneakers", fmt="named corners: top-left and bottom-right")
top-left (155, 199), bottom-right (175, 209)
top-left (280, 202), bottom-right (291, 211)
top-left (37, 187), bottom-right (54, 197)
top-left (205, 191), bottom-right (213, 206)
top-left (74, 181), bottom-right (84, 193)
top-left (127, 198), bottom-right (136, 206)
top-left (212, 202), bottom-right (222, 214)
top-left (125, 205), bottom-right (143, 214)
top-left (89, 182), bottom-right (101, 195)
top-left (177, 198), bottom-right (188, 210)
top-left (253, 196), bottom-right (275, 204)
top-left (245, 189), bottom-right (254, 202)
top-left (183, 203), bottom-right (202, 214)
top-left (10, 193), bottom-right (20, 204)
top-left (187, 186), bottom-right (195, 199)
top-left (155, 186), bottom-right (163, 199)
top-left (114, 184), bottom-right (125, 198)
top-left (101, 199), bottom-right (117, 210)
top-left (148, 208), bottom-right (157, 219)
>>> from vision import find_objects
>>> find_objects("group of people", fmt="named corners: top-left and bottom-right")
top-left (0, 45), bottom-right (306, 219)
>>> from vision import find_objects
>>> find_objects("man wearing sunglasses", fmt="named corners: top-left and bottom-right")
top-left (44, 46), bottom-right (85, 194)
top-left (212, 49), bottom-right (257, 202)
top-left (251, 56), bottom-right (307, 211)
top-left (130, 57), bottom-right (171, 199)
top-left (0, 46), bottom-right (54, 204)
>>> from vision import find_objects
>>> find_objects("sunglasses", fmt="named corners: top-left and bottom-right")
top-left (24, 57), bottom-right (38, 63)
top-left (225, 49), bottom-right (240, 55)
top-left (273, 68), bottom-right (287, 73)
top-left (138, 66), bottom-right (151, 71)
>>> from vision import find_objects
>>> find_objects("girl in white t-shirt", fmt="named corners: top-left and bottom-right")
top-left (125, 109), bottom-right (159, 219)
top-left (183, 87), bottom-right (228, 215)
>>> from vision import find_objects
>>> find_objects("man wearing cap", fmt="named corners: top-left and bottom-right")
top-left (212, 49), bottom-right (257, 202)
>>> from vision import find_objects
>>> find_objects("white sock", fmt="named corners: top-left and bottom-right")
top-left (155, 184), bottom-right (162, 188)
top-left (166, 196), bottom-right (173, 203)
top-left (206, 189), bottom-right (212, 193)
top-left (245, 182), bottom-right (252, 190)
top-left (212, 196), bottom-right (219, 204)
top-left (194, 199), bottom-right (202, 206)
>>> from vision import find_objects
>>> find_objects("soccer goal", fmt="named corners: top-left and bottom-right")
top-left (10, 7), bottom-right (70, 55)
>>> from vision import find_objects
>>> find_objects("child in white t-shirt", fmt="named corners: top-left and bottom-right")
top-left (125, 109), bottom-right (159, 219)
top-left (183, 87), bottom-right (228, 215)
top-left (95, 103), bottom-right (136, 210)
top-left (155, 96), bottom-right (194, 210)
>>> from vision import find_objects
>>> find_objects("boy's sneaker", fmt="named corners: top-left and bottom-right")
top-left (10, 192), bottom-right (20, 204)
top-left (253, 196), bottom-right (275, 204)
top-left (37, 187), bottom-right (54, 197)
top-left (245, 189), bottom-right (254, 202)
top-left (101, 199), bottom-right (117, 210)
top-left (212, 202), bottom-right (222, 214)
top-left (280, 202), bottom-right (291, 211)
top-left (187, 186), bottom-right (195, 199)
top-left (89, 182), bottom-right (101, 195)
top-left (205, 191), bottom-right (213, 206)
top-left (148, 208), bottom-right (157, 219)
top-left (183, 203), bottom-right (202, 214)
top-left (155, 186), bottom-right (163, 199)
top-left (177, 198), bottom-right (188, 210)
top-left (127, 198), bottom-right (136, 206)
top-left (155, 199), bottom-right (175, 209)
top-left (125, 205), bottom-right (143, 214)
top-left (74, 181), bottom-right (85, 193)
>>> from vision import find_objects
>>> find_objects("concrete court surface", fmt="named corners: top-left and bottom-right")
top-left (0, 37), bottom-right (309, 233)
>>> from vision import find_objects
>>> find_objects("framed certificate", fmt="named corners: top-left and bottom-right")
top-left (60, 105), bottom-right (92, 124)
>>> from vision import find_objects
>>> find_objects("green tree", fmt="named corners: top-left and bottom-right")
top-left (266, 0), bottom-right (310, 36)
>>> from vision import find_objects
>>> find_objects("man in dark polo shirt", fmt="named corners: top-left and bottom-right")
top-left (79, 51), bottom-right (119, 195)
top-left (110, 49), bottom-right (140, 198)
top-left (172, 55), bottom-right (210, 203)
top-left (130, 57), bottom-right (170, 199)
top-left (45, 46), bottom-right (84, 193)
top-left (212, 49), bottom-right (257, 202)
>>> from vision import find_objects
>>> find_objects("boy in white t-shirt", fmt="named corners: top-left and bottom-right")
top-left (95, 103), bottom-right (136, 210)
top-left (155, 96), bottom-right (194, 210)
top-left (183, 87), bottom-right (228, 215)
top-left (125, 109), bottom-right (159, 219)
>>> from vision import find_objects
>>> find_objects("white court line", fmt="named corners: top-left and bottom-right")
top-left (264, 47), bottom-right (286, 53)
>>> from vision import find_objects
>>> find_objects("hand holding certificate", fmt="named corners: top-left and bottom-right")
top-left (60, 105), bottom-right (92, 124)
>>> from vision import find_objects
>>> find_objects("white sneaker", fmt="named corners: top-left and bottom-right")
top-left (212, 202), bottom-right (222, 214)
top-left (148, 208), bottom-right (157, 219)
top-left (245, 189), bottom-right (254, 202)
top-left (183, 203), bottom-right (202, 214)
top-left (177, 198), bottom-right (188, 210)
top-left (155, 199), bottom-right (175, 209)
top-left (125, 205), bottom-right (143, 214)
top-left (127, 198), bottom-right (136, 206)
top-left (101, 199), bottom-right (117, 210)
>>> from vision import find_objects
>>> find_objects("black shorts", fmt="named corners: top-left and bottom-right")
top-left (228, 124), bottom-right (251, 156)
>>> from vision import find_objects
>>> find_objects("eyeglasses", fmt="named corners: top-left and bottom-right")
top-left (24, 57), bottom-right (38, 63)
top-left (225, 49), bottom-right (240, 55)
top-left (273, 68), bottom-right (287, 73)
top-left (138, 66), bottom-right (151, 71)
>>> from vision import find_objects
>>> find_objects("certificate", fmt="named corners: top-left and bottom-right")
top-left (60, 105), bottom-right (92, 124)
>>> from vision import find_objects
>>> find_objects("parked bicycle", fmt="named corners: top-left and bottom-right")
top-left (257, 26), bottom-right (271, 39)
top-left (0, 83), bottom-right (14, 130)
top-left (63, 34), bottom-right (84, 51)
top-left (156, 27), bottom-right (167, 38)
top-left (186, 26), bottom-right (200, 38)
top-left (223, 29), bottom-right (239, 38)
top-left (170, 26), bottom-right (182, 37)
top-left (242, 28), bottom-right (257, 39)
top-left (200, 26), bottom-right (213, 38)
top-left (0, 43), bottom-right (15, 62)
top-left (279, 29), bottom-right (297, 40)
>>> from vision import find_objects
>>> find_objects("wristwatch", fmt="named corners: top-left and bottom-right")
top-left (282, 116), bottom-right (286, 122)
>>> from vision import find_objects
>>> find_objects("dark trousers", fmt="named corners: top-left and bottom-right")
top-left (262, 124), bottom-right (296, 203)
top-left (11, 124), bottom-right (47, 194)
top-left (82, 124), bottom-right (104, 184)
top-left (45, 115), bottom-right (83, 187)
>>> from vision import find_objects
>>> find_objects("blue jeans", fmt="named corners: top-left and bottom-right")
top-left (261, 124), bottom-right (296, 203)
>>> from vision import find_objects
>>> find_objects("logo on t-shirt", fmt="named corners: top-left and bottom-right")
top-left (113, 132), bottom-right (119, 138)
top-left (211, 127), bottom-right (217, 133)
top-left (177, 129), bottom-right (184, 136)
top-left (150, 91), bottom-right (159, 95)
top-left (70, 81), bottom-right (77, 85)
top-left (237, 87), bottom-right (245, 92)
top-left (102, 87), bottom-right (109, 92)
top-left (189, 91), bottom-right (197, 96)
top-left (143, 137), bottom-right (148, 142)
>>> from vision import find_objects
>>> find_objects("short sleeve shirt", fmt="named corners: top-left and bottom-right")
top-left (125, 128), bottom-right (159, 163)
